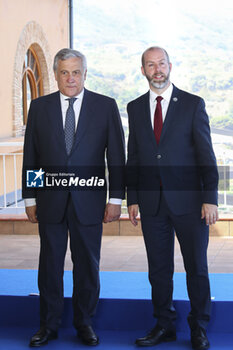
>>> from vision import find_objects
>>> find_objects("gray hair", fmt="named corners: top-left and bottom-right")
top-left (141, 46), bottom-right (170, 67)
top-left (53, 48), bottom-right (87, 72)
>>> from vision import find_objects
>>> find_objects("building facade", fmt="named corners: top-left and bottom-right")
top-left (0, 0), bottom-right (69, 139)
top-left (0, 0), bottom-right (69, 204)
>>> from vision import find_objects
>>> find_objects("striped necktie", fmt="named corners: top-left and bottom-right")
top-left (65, 97), bottom-right (77, 155)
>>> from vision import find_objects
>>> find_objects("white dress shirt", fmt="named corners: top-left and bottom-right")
top-left (149, 83), bottom-right (173, 127)
top-left (60, 90), bottom-right (84, 130)
top-left (25, 90), bottom-right (122, 207)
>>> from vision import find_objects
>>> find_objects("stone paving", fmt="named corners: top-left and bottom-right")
top-left (0, 234), bottom-right (233, 273)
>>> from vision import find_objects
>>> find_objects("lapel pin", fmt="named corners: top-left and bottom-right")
top-left (173, 97), bottom-right (178, 102)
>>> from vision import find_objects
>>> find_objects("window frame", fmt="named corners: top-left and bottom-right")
top-left (22, 46), bottom-right (43, 125)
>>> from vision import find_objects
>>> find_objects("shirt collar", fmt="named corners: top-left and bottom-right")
top-left (60, 89), bottom-right (85, 102)
top-left (149, 83), bottom-right (173, 103)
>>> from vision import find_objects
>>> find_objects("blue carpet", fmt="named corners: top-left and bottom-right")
top-left (0, 328), bottom-right (233, 350)
top-left (0, 270), bottom-right (233, 349)
top-left (1, 270), bottom-right (233, 300)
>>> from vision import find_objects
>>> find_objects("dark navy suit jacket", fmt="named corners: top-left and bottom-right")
top-left (22, 89), bottom-right (125, 225)
top-left (126, 85), bottom-right (218, 216)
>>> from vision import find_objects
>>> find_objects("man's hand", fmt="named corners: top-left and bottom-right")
top-left (103, 203), bottom-right (121, 223)
top-left (25, 205), bottom-right (38, 223)
top-left (128, 204), bottom-right (139, 226)
top-left (201, 203), bottom-right (219, 225)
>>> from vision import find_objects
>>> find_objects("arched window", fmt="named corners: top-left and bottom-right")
top-left (22, 46), bottom-right (43, 125)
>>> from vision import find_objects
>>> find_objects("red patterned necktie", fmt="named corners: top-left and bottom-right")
top-left (153, 96), bottom-right (163, 144)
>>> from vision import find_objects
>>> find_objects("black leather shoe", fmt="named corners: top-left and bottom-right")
top-left (77, 325), bottom-right (99, 346)
top-left (29, 328), bottom-right (58, 347)
top-left (191, 327), bottom-right (210, 350)
top-left (135, 324), bottom-right (176, 347)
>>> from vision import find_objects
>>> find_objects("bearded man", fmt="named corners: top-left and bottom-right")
top-left (126, 46), bottom-right (218, 350)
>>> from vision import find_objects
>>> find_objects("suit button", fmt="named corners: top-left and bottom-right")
top-left (157, 154), bottom-right (162, 159)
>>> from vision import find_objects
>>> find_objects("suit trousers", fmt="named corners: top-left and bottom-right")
top-left (140, 190), bottom-right (211, 331)
top-left (38, 196), bottom-right (102, 331)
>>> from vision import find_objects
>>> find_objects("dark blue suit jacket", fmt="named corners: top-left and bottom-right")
top-left (22, 89), bottom-right (125, 225)
top-left (126, 85), bottom-right (218, 216)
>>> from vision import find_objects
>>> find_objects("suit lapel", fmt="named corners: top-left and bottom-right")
top-left (45, 91), bottom-right (67, 151)
top-left (160, 85), bottom-right (180, 143)
top-left (142, 92), bottom-right (159, 149)
top-left (71, 89), bottom-right (95, 154)
top-left (45, 89), bottom-right (96, 156)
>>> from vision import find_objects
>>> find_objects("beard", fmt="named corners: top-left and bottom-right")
top-left (146, 71), bottom-right (170, 90)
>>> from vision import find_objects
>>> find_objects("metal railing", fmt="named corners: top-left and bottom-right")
top-left (0, 143), bottom-right (232, 214)
top-left (0, 142), bottom-right (24, 211)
